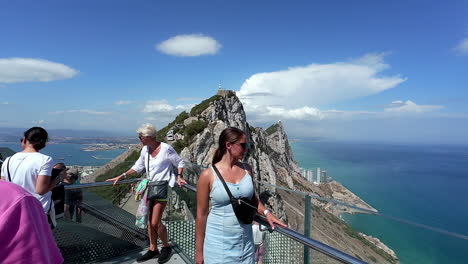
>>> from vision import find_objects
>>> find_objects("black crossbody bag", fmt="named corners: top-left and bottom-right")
top-left (146, 146), bottom-right (169, 200)
top-left (212, 164), bottom-right (257, 224)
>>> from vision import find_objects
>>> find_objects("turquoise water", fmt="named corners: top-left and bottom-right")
top-left (1, 143), bottom-right (127, 166)
top-left (291, 140), bottom-right (468, 264)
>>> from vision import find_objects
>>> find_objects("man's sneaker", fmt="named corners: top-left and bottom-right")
top-left (136, 249), bottom-right (159, 263)
top-left (158, 247), bottom-right (172, 264)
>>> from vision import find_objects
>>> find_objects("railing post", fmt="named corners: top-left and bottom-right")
top-left (304, 194), bottom-right (312, 264)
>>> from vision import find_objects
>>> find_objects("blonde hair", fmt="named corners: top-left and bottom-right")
top-left (136, 123), bottom-right (157, 137)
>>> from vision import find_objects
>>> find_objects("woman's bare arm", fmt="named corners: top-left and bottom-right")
top-left (195, 168), bottom-right (212, 264)
top-left (36, 175), bottom-right (58, 195)
top-left (246, 164), bottom-right (287, 229)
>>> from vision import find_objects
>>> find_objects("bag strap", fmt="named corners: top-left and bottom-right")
top-left (212, 165), bottom-right (234, 200)
top-left (147, 146), bottom-right (150, 179)
top-left (6, 157), bottom-right (12, 182)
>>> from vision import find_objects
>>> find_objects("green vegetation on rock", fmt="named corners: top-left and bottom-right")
top-left (265, 123), bottom-right (280, 136)
top-left (190, 95), bottom-right (220, 116)
top-left (185, 120), bottom-right (208, 139)
top-left (157, 111), bottom-right (189, 140)
top-left (343, 225), bottom-right (397, 264)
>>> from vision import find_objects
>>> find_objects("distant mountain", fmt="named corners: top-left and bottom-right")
top-left (0, 127), bottom-right (132, 142)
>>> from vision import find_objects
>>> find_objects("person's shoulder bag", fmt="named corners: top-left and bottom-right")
top-left (212, 164), bottom-right (257, 224)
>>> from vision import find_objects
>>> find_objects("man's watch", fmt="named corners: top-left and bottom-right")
top-left (264, 209), bottom-right (271, 216)
top-left (121, 172), bottom-right (127, 179)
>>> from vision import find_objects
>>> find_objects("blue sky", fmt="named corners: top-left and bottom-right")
top-left (1, 0), bottom-right (467, 143)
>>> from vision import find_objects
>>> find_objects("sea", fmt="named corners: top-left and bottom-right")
top-left (3, 140), bottom-right (468, 263)
top-left (291, 140), bottom-right (468, 264)
top-left (1, 142), bottom-right (127, 167)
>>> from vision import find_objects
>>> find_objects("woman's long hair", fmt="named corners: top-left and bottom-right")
top-left (23, 127), bottom-right (49, 151)
top-left (212, 127), bottom-right (245, 164)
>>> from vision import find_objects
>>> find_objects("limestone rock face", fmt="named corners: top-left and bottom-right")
top-left (179, 93), bottom-right (304, 222)
top-left (200, 95), bottom-right (247, 130)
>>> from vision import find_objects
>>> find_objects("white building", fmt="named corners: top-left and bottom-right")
top-left (316, 167), bottom-right (321, 184)
top-left (321, 170), bottom-right (327, 183)
top-left (307, 170), bottom-right (314, 182)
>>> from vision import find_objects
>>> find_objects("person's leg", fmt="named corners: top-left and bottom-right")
top-left (69, 203), bottom-right (76, 220)
top-left (148, 200), bottom-right (159, 251)
top-left (64, 204), bottom-right (71, 219)
top-left (258, 244), bottom-right (265, 264)
top-left (151, 201), bottom-right (172, 264)
top-left (137, 200), bottom-right (160, 262)
top-left (150, 201), bottom-right (168, 247)
top-left (254, 245), bottom-right (260, 264)
top-left (76, 206), bottom-right (82, 223)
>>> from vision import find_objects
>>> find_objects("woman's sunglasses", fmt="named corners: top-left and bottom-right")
top-left (237, 142), bottom-right (250, 150)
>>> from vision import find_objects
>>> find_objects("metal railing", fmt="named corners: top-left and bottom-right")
top-left (61, 178), bottom-right (366, 263)
top-left (175, 182), bottom-right (366, 264)
top-left (54, 179), bottom-right (148, 263)
top-left (255, 216), bottom-right (366, 264)
top-left (46, 155), bottom-right (468, 264)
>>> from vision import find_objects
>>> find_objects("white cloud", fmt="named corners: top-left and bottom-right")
top-left (0, 58), bottom-right (79, 83)
top-left (248, 105), bottom-right (323, 121)
top-left (143, 100), bottom-right (192, 113)
top-left (156, 34), bottom-right (221, 57)
top-left (50, 109), bottom-right (111, 115)
top-left (1, 102), bottom-right (8, 105)
top-left (384, 100), bottom-right (443, 113)
top-left (32, 120), bottom-right (45, 125)
top-left (145, 117), bottom-right (158, 121)
top-left (454, 38), bottom-right (468, 55)
top-left (115, 100), bottom-right (132, 105)
top-left (238, 53), bottom-right (406, 123)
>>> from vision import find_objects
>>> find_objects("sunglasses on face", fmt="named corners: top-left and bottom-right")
top-left (236, 142), bottom-right (250, 150)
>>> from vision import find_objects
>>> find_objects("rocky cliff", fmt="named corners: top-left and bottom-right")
top-left (175, 91), bottom-right (397, 264)
top-left (96, 91), bottom-right (397, 264)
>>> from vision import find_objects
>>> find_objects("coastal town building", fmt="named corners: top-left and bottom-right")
top-left (300, 167), bottom-right (335, 184)
top-left (321, 170), bottom-right (327, 183)
top-left (316, 167), bottom-right (321, 184)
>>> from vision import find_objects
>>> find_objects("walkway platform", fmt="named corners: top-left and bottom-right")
top-left (100, 247), bottom-right (189, 264)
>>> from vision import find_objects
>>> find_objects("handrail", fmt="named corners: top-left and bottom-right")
top-left (254, 215), bottom-right (366, 264)
top-left (200, 165), bottom-right (468, 242)
top-left (179, 183), bottom-right (367, 264)
top-left (186, 162), bottom-right (377, 214)
top-left (254, 179), bottom-right (378, 214)
top-left (254, 180), bottom-right (468, 241)
top-left (64, 178), bottom-right (142, 190)
top-left (64, 176), bottom-right (468, 241)
top-left (60, 178), bottom-right (366, 262)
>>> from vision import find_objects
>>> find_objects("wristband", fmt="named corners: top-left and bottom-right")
top-left (264, 209), bottom-right (271, 216)
top-left (121, 172), bottom-right (127, 179)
